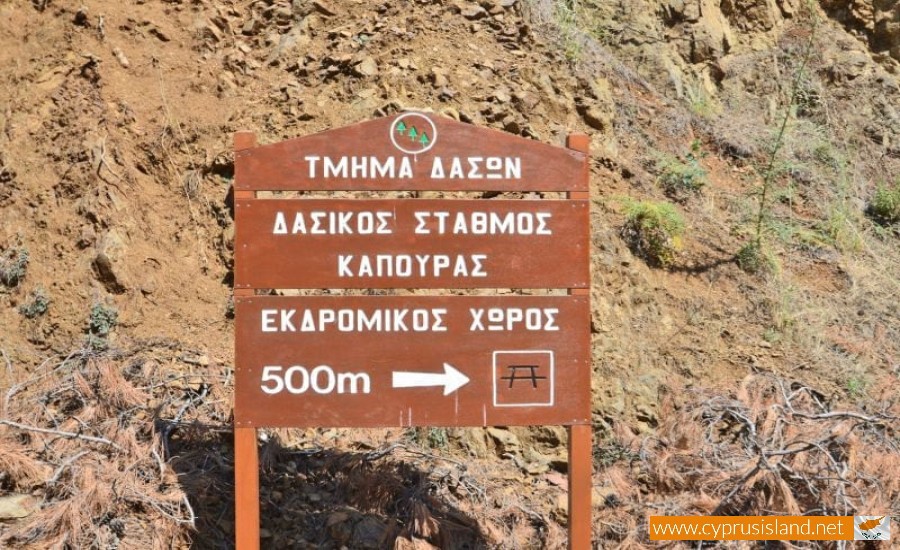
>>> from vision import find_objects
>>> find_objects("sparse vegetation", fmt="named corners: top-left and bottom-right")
top-left (19, 287), bottom-right (50, 319)
top-left (553, 0), bottom-right (587, 60)
top-left (86, 303), bottom-right (118, 350)
top-left (685, 80), bottom-right (720, 118)
top-left (412, 427), bottom-right (450, 450)
top-left (657, 141), bottom-right (707, 200)
top-left (621, 199), bottom-right (685, 267)
top-left (0, 246), bottom-right (29, 287)
top-left (735, 242), bottom-right (778, 275)
top-left (548, 0), bottom-right (614, 60)
top-left (869, 181), bottom-right (900, 225)
top-left (767, 283), bottom-right (798, 338)
top-left (743, 4), bottom-right (819, 274)
top-left (821, 203), bottom-right (863, 252)
top-left (845, 374), bottom-right (868, 399)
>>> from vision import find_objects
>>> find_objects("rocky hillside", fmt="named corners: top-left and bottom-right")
top-left (1, 0), bottom-right (898, 548)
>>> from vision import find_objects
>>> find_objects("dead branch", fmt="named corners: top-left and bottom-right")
top-left (48, 451), bottom-right (89, 485)
top-left (4, 349), bottom-right (91, 414)
top-left (0, 419), bottom-right (122, 450)
top-left (790, 411), bottom-right (897, 423)
top-left (711, 461), bottom-right (761, 515)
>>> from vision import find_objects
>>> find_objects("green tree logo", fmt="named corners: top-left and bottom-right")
top-left (389, 113), bottom-right (438, 155)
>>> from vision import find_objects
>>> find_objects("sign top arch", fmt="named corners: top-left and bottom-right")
top-left (234, 111), bottom-right (588, 192)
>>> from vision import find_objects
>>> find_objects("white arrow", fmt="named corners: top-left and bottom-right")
top-left (392, 363), bottom-right (470, 396)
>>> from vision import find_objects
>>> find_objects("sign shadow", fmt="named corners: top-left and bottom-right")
top-left (166, 426), bottom-right (491, 549)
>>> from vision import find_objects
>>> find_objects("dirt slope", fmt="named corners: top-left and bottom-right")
top-left (1, 0), bottom-right (898, 548)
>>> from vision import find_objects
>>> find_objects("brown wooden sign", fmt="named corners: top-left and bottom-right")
top-left (234, 295), bottom-right (590, 428)
top-left (234, 199), bottom-right (589, 289)
top-left (234, 112), bottom-right (587, 192)
top-left (232, 119), bottom-right (594, 550)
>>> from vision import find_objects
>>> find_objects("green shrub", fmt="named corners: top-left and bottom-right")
top-left (657, 142), bottom-right (707, 200)
top-left (410, 427), bottom-right (449, 450)
top-left (846, 375), bottom-right (868, 399)
top-left (87, 303), bottom-right (118, 350)
top-left (869, 182), bottom-right (900, 225)
top-left (88, 303), bottom-right (118, 336)
top-left (19, 287), bottom-right (50, 318)
top-left (821, 205), bottom-right (863, 252)
top-left (736, 242), bottom-right (778, 275)
top-left (0, 247), bottom-right (29, 287)
top-left (621, 199), bottom-right (685, 267)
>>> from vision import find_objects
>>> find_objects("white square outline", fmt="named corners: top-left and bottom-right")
top-left (492, 350), bottom-right (555, 408)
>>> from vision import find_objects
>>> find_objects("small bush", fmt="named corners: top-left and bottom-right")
top-left (19, 287), bottom-right (50, 319)
top-left (868, 182), bottom-right (900, 225)
top-left (621, 199), bottom-right (685, 267)
top-left (87, 303), bottom-right (118, 350)
top-left (657, 142), bottom-right (707, 200)
top-left (89, 303), bottom-right (118, 336)
top-left (845, 375), bottom-right (868, 399)
top-left (0, 246), bottom-right (29, 287)
top-left (736, 242), bottom-right (778, 275)
top-left (821, 206), bottom-right (863, 252)
top-left (412, 427), bottom-right (450, 450)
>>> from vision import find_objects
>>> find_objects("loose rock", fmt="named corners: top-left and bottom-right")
top-left (355, 56), bottom-right (378, 77)
top-left (462, 5), bottom-right (487, 20)
top-left (112, 47), bottom-right (129, 68)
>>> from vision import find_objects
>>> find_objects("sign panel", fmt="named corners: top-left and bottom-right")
top-left (234, 295), bottom-right (591, 427)
top-left (234, 199), bottom-right (590, 289)
top-left (234, 112), bottom-right (588, 192)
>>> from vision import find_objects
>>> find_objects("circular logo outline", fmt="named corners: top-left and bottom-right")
top-left (389, 112), bottom-right (438, 155)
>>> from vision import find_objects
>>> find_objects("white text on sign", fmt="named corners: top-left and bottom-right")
top-left (337, 254), bottom-right (487, 278)
top-left (271, 210), bottom-right (554, 236)
top-left (259, 307), bottom-right (560, 333)
top-left (302, 156), bottom-right (522, 180)
top-left (260, 365), bottom-right (371, 395)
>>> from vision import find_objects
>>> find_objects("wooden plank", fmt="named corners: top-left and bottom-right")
top-left (567, 424), bottom-right (593, 550)
top-left (234, 112), bottom-right (587, 192)
top-left (233, 295), bottom-right (591, 428)
top-left (234, 427), bottom-right (260, 550)
top-left (566, 133), bottom-right (592, 550)
top-left (234, 199), bottom-right (590, 289)
top-left (233, 131), bottom-right (260, 550)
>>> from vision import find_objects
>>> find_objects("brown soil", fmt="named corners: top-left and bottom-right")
top-left (1, 0), bottom-right (898, 548)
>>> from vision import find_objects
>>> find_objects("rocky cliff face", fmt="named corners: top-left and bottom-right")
top-left (566, 0), bottom-right (900, 166)
top-left (822, 0), bottom-right (900, 59)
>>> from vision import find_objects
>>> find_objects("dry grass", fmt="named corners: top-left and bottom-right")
top-left (0, 441), bottom-right (50, 490)
top-left (3, 351), bottom-right (897, 548)
top-left (594, 373), bottom-right (899, 546)
top-left (0, 345), bottom-right (231, 549)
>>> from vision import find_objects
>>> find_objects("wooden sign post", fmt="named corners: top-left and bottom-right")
top-left (233, 113), bottom-right (592, 548)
